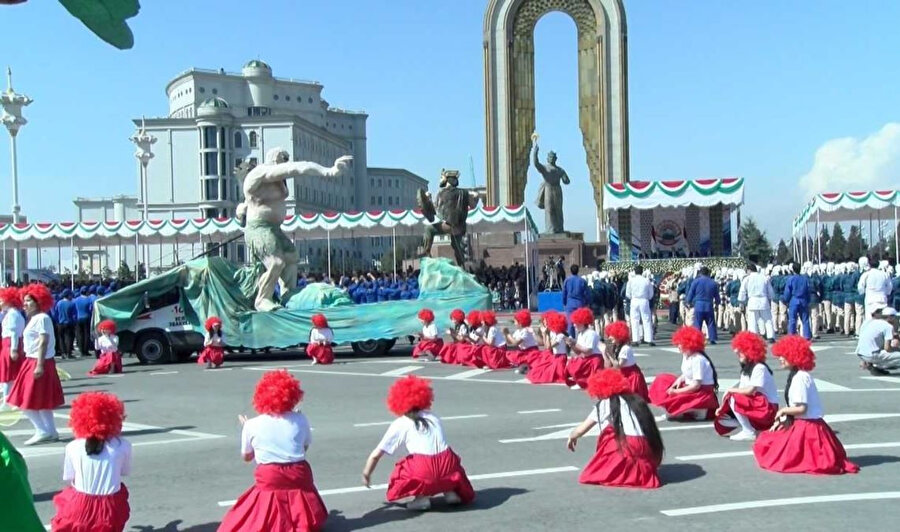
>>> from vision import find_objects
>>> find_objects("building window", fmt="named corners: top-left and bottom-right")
top-left (388, 197), bottom-right (393, 206)
top-left (370, 196), bottom-right (375, 204)
top-left (204, 179), bottom-right (219, 201)
top-left (234, 132), bottom-right (242, 148)
top-left (203, 126), bottom-right (217, 149)
top-left (199, 87), bottom-right (206, 93)
top-left (249, 131), bottom-right (258, 148)
top-left (370, 178), bottom-right (374, 187)
top-left (285, 96), bottom-right (290, 101)
top-left (235, 158), bottom-right (242, 170)
top-left (247, 106), bottom-right (270, 117)
top-left (249, 157), bottom-right (258, 166)
top-left (377, 197), bottom-right (382, 206)
top-left (212, 88), bottom-right (218, 95)
top-left (308, 97), bottom-right (313, 103)
top-left (378, 179), bottom-right (382, 187)
top-left (204, 152), bottom-right (218, 176)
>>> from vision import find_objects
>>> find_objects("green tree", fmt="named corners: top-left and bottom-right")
top-left (737, 218), bottom-right (773, 262)
top-left (818, 226), bottom-right (830, 260)
top-left (827, 224), bottom-right (848, 261)
top-left (846, 225), bottom-right (867, 259)
top-left (775, 239), bottom-right (792, 263)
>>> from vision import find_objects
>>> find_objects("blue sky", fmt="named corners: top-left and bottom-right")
top-left (1, 0), bottom-right (898, 245)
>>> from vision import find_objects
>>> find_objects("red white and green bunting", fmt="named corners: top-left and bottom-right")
top-left (792, 190), bottom-right (900, 234)
top-left (603, 178), bottom-right (744, 210)
top-left (0, 205), bottom-right (538, 247)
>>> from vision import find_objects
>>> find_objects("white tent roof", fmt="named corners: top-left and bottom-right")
top-left (792, 190), bottom-right (900, 235)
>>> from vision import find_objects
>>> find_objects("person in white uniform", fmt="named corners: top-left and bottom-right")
top-left (625, 265), bottom-right (655, 346)
top-left (739, 263), bottom-right (776, 342)
top-left (857, 256), bottom-right (893, 324)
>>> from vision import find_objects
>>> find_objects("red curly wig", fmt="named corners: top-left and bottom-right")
top-left (604, 321), bottom-right (631, 345)
top-left (450, 308), bottom-right (465, 323)
top-left (20, 283), bottom-right (53, 313)
top-left (69, 392), bottom-right (125, 440)
top-left (514, 309), bottom-right (532, 327)
top-left (571, 307), bottom-right (594, 327)
top-left (0, 286), bottom-right (22, 309)
top-left (417, 308), bottom-right (435, 323)
top-left (466, 310), bottom-right (482, 328)
top-left (672, 326), bottom-right (705, 354)
top-left (311, 313), bottom-right (328, 328)
top-left (772, 335), bottom-right (815, 371)
top-left (731, 331), bottom-right (767, 363)
top-left (586, 369), bottom-right (630, 399)
top-left (547, 312), bottom-right (568, 334)
top-left (96, 320), bottom-right (116, 334)
top-left (481, 311), bottom-right (497, 327)
top-left (204, 316), bottom-right (222, 332)
top-left (386, 375), bottom-right (434, 416)
top-left (253, 369), bottom-right (304, 414)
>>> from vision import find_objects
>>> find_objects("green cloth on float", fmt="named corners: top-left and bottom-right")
top-left (0, 431), bottom-right (44, 532)
top-left (58, 0), bottom-right (140, 49)
top-left (94, 257), bottom-right (490, 349)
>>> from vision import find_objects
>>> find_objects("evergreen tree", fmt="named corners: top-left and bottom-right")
top-left (846, 225), bottom-right (866, 259)
top-left (775, 239), bottom-right (792, 263)
top-left (818, 226), bottom-right (830, 260)
top-left (827, 224), bottom-right (848, 261)
top-left (738, 218), bottom-right (774, 262)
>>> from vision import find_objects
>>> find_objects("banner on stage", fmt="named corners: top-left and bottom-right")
top-left (650, 208), bottom-right (688, 254)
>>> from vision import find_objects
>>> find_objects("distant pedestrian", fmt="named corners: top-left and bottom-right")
top-left (88, 320), bottom-right (123, 376)
top-left (307, 314), bottom-right (334, 365)
top-left (197, 317), bottom-right (225, 369)
top-left (412, 308), bottom-right (442, 361)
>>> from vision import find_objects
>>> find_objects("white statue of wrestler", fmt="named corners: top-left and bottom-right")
top-left (237, 147), bottom-right (352, 311)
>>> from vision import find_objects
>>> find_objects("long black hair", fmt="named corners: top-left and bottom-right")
top-left (784, 368), bottom-right (800, 406)
top-left (601, 394), bottom-right (665, 464)
top-left (85, 436), bottom-right (107, 455)
top-left (697, 351), bottom-right (719, 392)
top-left (740, 360), bottom-right (773, 378)
top-left (406, 408), bottom-right (432, 432)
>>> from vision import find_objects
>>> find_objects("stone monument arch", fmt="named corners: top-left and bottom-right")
top-left (483, 0), bottom-right (629, 237)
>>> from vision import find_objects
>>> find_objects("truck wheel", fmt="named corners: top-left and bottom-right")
top-left (135, 331), bottom-right (172, 364)
top-left (351, 339), bottom-right (396, 357)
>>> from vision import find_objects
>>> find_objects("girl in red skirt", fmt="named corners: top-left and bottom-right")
top-left (362, 375), bottom-right (475, 510)
top-left (479, 311), bottom-right (512, 369)
top-left (197, 316), bottom-right (225, 369)
top-left (7, 283), bottom-right (64, 445)
top-left (503, 309), bottom-right (539, 370)
top-left (648, 326), bottom-right (719, 421)
top-left (601, 321), bottom-right (650, 402)
top-left (412, 309), bottom-right (443, 361)
top-left (439, 309), bottom-right (467, 364)
top-left (753, 336), bottom-right (859, 475)
top-left (565, 308), bottom-right (604, 389)
top-left (526, 311), bottom-right (571, 385)
top-left (52, 392), bottom-right (131, 532)
top-left (0, 286), bottom-right (24, 403)
top-left (714, 331), bottom-right (778, 440)
top-left (307, 314), bottom-right (334, 365)
top-left (89, 320), bottom-right (123, 376)
top-left (567, 369), bottom-right (664, 489)
top-left (454, 310), bottom-right (485, 368)
top-left (219, 370), bottom-right (327, 531)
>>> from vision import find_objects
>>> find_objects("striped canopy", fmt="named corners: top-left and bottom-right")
top-left (792, 190), bottom-right (900, 235)
top-left (603, 178), bottom-right (744, 211)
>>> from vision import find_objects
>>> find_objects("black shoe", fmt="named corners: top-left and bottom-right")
top-left (869, 366), bottom-right (891, 376)
top-left (709, 341), bottom-right (717, 345)
top-left (648, 342), bottom-right (657, 347)
top-left (767, 338), bottom-right (776, 344)
top-left (631, 342), bottom-right (640, 347)
top-left (516, 365), bottom-right (529, 375)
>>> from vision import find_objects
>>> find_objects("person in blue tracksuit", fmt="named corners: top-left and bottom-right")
top-left (74, 287), bottom-right (94, 357)
top-left (784, 262), bottom-right (811, 339)
top-left (562, 264), bottom-right (588, 337)
top-left (686, 267), bottom-right (720, 343)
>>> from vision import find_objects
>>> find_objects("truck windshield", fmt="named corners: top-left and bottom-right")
top-left (146, 289), bottom-right (180, 310)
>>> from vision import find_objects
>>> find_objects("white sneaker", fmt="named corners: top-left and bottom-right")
top-left (444, 491), bottom-right (462, 505)
top-left (654, 414), bottom-right (668, 423)
top-left (569, 384), bottom-right (582, 390)
top-left (407, 497), bottom-right (432, 511)
top-left (23, 433), bottom-right (54, 446)
top-left (729, 430), bottom-right (757, 442)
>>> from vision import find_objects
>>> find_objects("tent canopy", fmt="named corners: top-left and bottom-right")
top-left (0, 204), bottom-right (539, 248)
top-left (792, 190), bottom-right (900, 235)
top-left (603, 178), bottom-right (744, 211)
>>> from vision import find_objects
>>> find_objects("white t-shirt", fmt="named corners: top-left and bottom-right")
top-left (550, 332), bottom-right (568, 354)
top-left (468, 325), bottom-right (484, 343)
top-left (63, 437), bottom-right (132, 496)
top-left (23, 313), bottom-right (55, 359)
top-left (1, 309), bottom-right (24, 351)
top-left (486, 326), bottom-right (506, 347)
top-left (681, 354), bottom-right (714, 385)
top-left (588, 398), bottom-right (644, 436)
top-left (738, 363), bottom-right (779, 404)
top-left (205, 331), bottom-right (225, 347)
top-left (787, 370), bottom-right (824, 420)
top-left (856, 319), bottom-right (894, 356)
top-left (310, 327), bottom-right (333, 345)
top-left (453, 323), bottom-right (469, 340)
top-left (512, 327), bottom-right (537, 349)
top-left (377, 411), bottom-right (448, 456)
top-left (421, 323), bottom-right (438, 340)
top-left (241, 412), bottom-right (312, 464)
top-left (94, 334), bottom-right (119, 355)
top-left (576, 329), bottom-right (601, 355)
top-left (617, 344), bottom-right (636, 367)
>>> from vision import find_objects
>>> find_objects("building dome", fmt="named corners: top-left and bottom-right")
top-left (242, 59), bottom-right (273, 78)
top-left (197, 97), bottom-right (230, 117)
top-left (244, 59), bottom-right (271, 70)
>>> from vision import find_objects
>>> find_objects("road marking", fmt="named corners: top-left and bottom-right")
top-left (810, 345), bottom-right (836, 352)
top-left (354, 414), bottom-right (488, 427)
top-left (209, 368), bottom-right (233, 372)
top-left (661, 492), bottom-right (900, 516)
top-left (861, 376), bottom-right (900, 385)
top-left (676, 441), bottom-right (900, 462)
top-left (499, 422), bottom-right (712, 443)
top-left (379, 365), bottom-right (423, 377)
top-left (150, 371), bottom-right (178, 375)
top-left (216, 465), bottom-right (578, 507)
top-left (445, 368), bottom-right (493, 380)
top-left (517, 409), bottom-right (562, 414)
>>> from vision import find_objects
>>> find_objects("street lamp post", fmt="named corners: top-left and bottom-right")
top-left (130, 118), bottom-right (156, 279)
top-left (0, 67), bottom-right (32, 282)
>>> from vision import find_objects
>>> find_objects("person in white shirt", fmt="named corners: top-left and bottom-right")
top-left (857, 257), bottom-right (893, 324)
top-left (855, 307), bottom-right (899, 375)
top-left (455, 310), bottom-right (486, 368)
top-left (362, 376), bottom-right (474, 510)
top-left (567, 369), bottom-right (664, 489)
top-left (219, 370), bottom-right (327, 531)
top-left (648, 326), bottom-right (719, 421)
top-left (503, 309), bottom-right (539, 370)
top-left (439, 308), bottom-right (468, 364)
top-left (479, 310), bottom-right (512, 369)
top-left (0, 287), bottom-right (25, 402)
top-left (739, 264), bottom-right (776, 342)
top-left (753, 336), bottom-right (859, 475)
top-left (714, 332), bottom-right (779, 441)
top-left (526, 311), bottom-right (571, 385)
top-left (198, 316), bottom-right (226, 369)
top-left (565, 308), bottom-right (603, 389)
top-left (601, 321), bottom-right (650, 401)
top-left (412, 308), bottom-right (443, 361)
top-left (88, 320), bottom-right (123, 376)
top-left (51, 392), bottom-right (131, 532)
top-left (6, 284), bottom-right (64, 445)
top-left (625, 265), bottom-right (655, 345)
top-left (307, 313), bottom-right (335, 365)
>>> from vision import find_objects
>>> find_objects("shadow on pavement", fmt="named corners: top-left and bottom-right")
top-left (130, 520), bottom-right (220, 531)
top-left (122, 425), bottom-right (197, 438)
top-left (658, 463), bottom-right (706, 484)
top-left (850, 454), bottom-right (900, 468)
top-left (32, 490), bottom-right (56, 503)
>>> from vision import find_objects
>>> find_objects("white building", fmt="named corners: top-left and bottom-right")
top-left (74, 60), bottom-right (427, 275)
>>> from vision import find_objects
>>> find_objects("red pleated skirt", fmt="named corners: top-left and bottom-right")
top-left (218, 461), bottom-right (328, 532)
top-left (506, 346), bottom-right (539, 367)
top-left (89, 352), bottom-right (123, 376)
top-left (198, 346), bottom-right (225, 366)
top-left (0, 336), bottom-right (23, 382)
top-left (566, 355), bottom-right (604, 389)
top-left (526, 352), bottom-right (570, 385)
top-left (306, 344), bottom-right (334, 365)
top-left (51, 484), bottom-right (130, 532)
top-left (753, 418), bottom-right (860, 475)
top-left (7, 357), bottom-right (64, 410)
top-left (579, 427), bottom-right (661, 489)
top-left (620, 364), bottom-right (650, 403)
top-left (412, 339), bottom-right (443, 359)
top-left (439, 342), bottom-right (460, 364)
top-left (454, 343), bottom-right (485, 368)
top-left (648, 373), bottom-right (718, 418)
top-left (386, 448), bottom-right (475, 504)
top-left (714, 392), bottom-right (778, 435)
top-left (480, 345), bottom-right (512, 369)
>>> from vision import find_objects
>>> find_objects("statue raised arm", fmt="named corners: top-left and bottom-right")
top-left (530, 135), bottom-right (569, 234)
